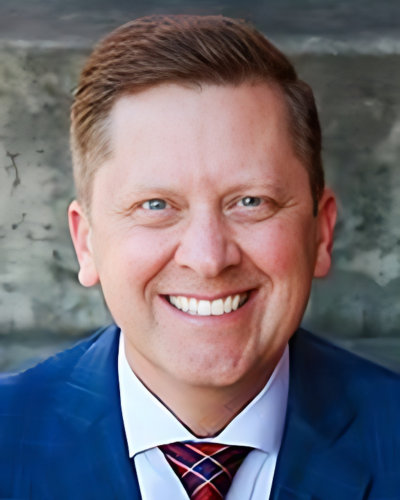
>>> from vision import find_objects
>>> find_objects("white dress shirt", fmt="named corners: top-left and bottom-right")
top-left (118, 333), bottom-right (289, 500)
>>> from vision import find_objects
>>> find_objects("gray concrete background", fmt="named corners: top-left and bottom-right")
top-left (1, 0), bottom-right (400, 372)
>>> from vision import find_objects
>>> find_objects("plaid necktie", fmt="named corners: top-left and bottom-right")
top-left (159, 442), bottom-right (252, 499)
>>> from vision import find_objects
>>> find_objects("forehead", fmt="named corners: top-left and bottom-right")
top-left (110, 82), bottom-right (289, 155)
top-left (99, 83), bottom-right (307, 200)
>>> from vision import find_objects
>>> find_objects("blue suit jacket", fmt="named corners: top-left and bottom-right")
top-left (1, 324), bottom-right (400, 499)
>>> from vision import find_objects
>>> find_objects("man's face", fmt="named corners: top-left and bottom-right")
top-left (70, 83), bottom-right (335, 387)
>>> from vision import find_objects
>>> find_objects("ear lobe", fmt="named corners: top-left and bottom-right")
top-left (313, 188), bottom-right (337, 278)
top-left (68, 200), bottom-right (100, 287)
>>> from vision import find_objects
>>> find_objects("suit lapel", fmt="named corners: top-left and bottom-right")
top-left (51, 325), bottom-right (142, 500)
top-left (270, 330), bottom-right (372, 500)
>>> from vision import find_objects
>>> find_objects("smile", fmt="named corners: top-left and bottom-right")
top-left (167, 292), bottom-right (249, 316)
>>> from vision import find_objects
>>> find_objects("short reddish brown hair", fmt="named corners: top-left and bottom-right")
top-left (71, 15), bottom-right (324, 215)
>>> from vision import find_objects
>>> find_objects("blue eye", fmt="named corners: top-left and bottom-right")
top-left (238, 196), bottom-right (262, 207)
top-left (142, 199), bottom-right (169, 210)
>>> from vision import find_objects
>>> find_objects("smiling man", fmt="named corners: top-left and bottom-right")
top-left (1, 15), bottom-right (400, 500)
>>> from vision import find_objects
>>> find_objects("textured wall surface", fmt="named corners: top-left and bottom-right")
top-left (1, 0), bottom-right (400, 372)
top-left (0, 46), bottom-right (111, 371)
top-left (300, 55), bottom-right (400, 371)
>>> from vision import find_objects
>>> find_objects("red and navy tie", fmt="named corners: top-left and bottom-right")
top-left (159, 442), bottom-right (252, 499)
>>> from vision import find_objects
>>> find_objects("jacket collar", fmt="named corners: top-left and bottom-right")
top-left (270, 329), bottom-right (372, 500)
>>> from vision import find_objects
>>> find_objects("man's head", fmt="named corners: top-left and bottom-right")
top-left (69, 16), bottom-right (336, 396)
top-left (70, 15), bottom-right (324, 216)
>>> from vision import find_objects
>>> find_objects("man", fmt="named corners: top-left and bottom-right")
top-left (1, 15), bottom-right (400, 500)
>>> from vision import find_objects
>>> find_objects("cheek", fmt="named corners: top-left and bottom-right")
top-left (95, 227), bottom-right (177, 297)
top-left (240, 218), bottom-right (316, 279)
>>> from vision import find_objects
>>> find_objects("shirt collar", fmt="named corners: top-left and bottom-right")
top-left (118, 331), bottom-right (289, 458)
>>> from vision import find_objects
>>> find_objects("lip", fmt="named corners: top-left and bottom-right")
top-left (158, 289), bottom-right (257, 323)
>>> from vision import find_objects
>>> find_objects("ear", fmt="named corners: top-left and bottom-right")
top-left (68, 200), bottom-right (100, 287)
top-left (313, 188), bottom-right (337, 278)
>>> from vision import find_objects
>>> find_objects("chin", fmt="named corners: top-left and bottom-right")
top-left (168, 352), bottom-right (253, 388)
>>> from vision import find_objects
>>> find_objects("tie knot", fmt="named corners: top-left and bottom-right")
top-left (159, 442), bottom-right (252, 499)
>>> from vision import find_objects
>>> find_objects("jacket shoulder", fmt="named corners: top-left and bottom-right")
top-left (0, 325), bottom-right (121, 497)
top-left (290, 329), bottom-right (400, 494)
top-left (290, 329), bottom-right (400, 458)
top-left (0, 325), bottom-right (113, 429)
top-left (293, 328), bottom-right (400, 389)
top-left (292, 328), bottom-right (400, 412)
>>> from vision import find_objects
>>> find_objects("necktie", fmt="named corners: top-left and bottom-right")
top-left (159, 442), bottom-right (252, 499)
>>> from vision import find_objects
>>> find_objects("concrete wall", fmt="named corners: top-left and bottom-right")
top-left (299, 54), bottom-right (400, 371)
top-left (0, 45), bottom-right (111, 371)
top-left (1, 2), bottom-right (400, 372)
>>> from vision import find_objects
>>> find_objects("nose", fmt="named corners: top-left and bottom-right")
top-left (174, 209), bottom-right (241, 278)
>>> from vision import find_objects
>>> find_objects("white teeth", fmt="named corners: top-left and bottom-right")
top-left (168, 292), bottom-right (248, 316)
top-left (189, 298), bottom-right (197, 313)
top-left (211, 299), bottom-right (224, 316)
top-left (224, 296), bottom-right (232, 313)
top-left (198, 300), bottom-right (211, 316)
top-left (232, 295), bottom-right (240, 311)
top-left (180, 296), bottom-right (189, 312)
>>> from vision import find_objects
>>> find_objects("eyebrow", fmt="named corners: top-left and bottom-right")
top-left (123, 185), bottom-right (181, 196)
top-left (124, 178), bottom-right (287, 194)
top-left (222, 181), bottom-right (288, 198)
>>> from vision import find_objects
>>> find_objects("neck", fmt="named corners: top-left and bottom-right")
top-left (123, 339), bottom-right (282, 437)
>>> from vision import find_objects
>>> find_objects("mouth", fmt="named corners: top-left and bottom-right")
top-left (166, 291), bottom-right (250, 316)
